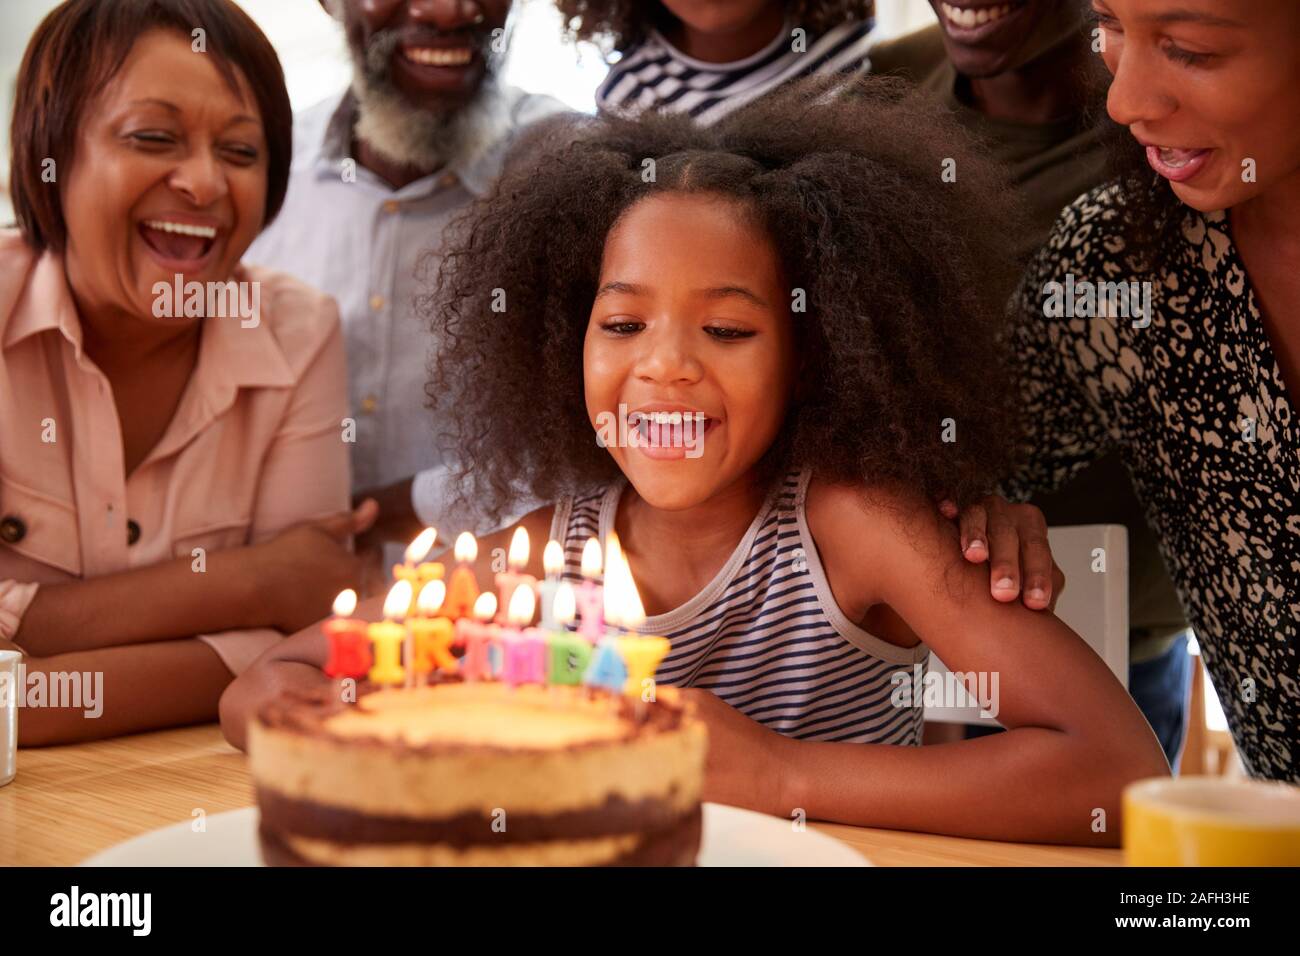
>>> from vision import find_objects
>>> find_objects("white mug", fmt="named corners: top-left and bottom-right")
top-left (0, 649), bottom-right (19, 786)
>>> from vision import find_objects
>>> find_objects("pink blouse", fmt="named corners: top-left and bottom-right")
top-left (0, 230), bottom-right (351, 674)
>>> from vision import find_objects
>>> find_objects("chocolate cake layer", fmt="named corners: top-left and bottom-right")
top-left (258, 806), bottom-right (703, 867)
top-left (257, 786), bottom-right (691, 847)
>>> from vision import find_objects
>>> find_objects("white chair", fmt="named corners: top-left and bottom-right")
top-left (922, 524), bottom-right (1130, 726)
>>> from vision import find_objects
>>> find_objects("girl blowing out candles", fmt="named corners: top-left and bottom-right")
top-left (220, 77), bottom-right (1168, 844)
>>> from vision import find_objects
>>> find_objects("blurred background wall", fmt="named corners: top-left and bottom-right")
top-left (0, 0), bottom-right (937, 221)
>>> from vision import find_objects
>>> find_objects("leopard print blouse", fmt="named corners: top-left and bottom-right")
top-left (1008, 183), bottom-right (1298, 782)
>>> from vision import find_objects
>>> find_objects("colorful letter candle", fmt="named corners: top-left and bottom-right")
top-left (369, 580), bottom-right (412, 686)
top-left (443, 531), bottom-right (480, 619)
top-left (618, 635), bottom-right (671, 699)
top-left (323, 589), bottom-right (371, 679)
top-left (585, 533), bottom-right (630, 693)
top-left (537, 539), bottom-right (565, 630)
top-left (393, 527), bottom-right (443, 610)
top-left (456, 591), bottom-right (499, 681)
top-left (501, 585), bottom-right (546, 687)
top-left (547, 582), bottom-right (591, 686)
top-left (585, 639), bottom-right (628, 693)
top-left (495, 526), bottom-right (538, 624)
top-left (412, 580), bottom-right (457, 679)
top-left (609, 549), bottom-right (669, 697)
top-left (576, 536), bottom-right (604, 641)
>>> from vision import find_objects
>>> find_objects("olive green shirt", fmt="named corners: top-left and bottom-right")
top-left (871, 26), bottom-right (1188, 658)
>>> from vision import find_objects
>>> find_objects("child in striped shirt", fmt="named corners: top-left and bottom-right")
top-left (222, 77), bottom-right (1168, 844)
top-left (556, 0), bottom-right (875, 125)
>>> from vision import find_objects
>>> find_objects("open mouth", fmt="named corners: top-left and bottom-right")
top-left (1144, 146), bottom-right (1214, 183)
top-left (938, 2), bottom-right (1026, 35)
top-left (627, 410), bottom-right (716, 451)
top-left (400, 45), bottom-right (475, 69)
top-left (138, 219), bottom-right (217, 265)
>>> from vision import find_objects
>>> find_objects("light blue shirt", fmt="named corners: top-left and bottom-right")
top-left (246, 88), bottom-right (566, 534)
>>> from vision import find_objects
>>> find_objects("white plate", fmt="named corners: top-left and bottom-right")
top-left (82, 803), bottom-right (869, 867)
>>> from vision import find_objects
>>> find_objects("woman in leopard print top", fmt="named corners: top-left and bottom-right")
top-left (1007, 0), bottom-right (1300, 781)
top-left (1011, 190), bottom-right (1297, 781)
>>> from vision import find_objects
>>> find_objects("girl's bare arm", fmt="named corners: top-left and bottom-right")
top-left (776, 480), bottom-right (1169, 846)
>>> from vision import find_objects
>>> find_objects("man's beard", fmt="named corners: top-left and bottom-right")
top-left (329, 2), bottom-right (511, 172)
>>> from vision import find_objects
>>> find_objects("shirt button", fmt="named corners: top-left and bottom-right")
top-left (127, 520), bottom-right (141, 546)
top-left (0, 516), bottom-right (26, 544)
top-left (360, 395), bottom-right (378, 414)
top-left (383, 200), bottom-right (400, 214)
top-left (370, 294), bottom-right (385, 311)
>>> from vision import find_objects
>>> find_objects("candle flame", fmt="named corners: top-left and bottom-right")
top-left (623, 575), bottom-right (647, 629)
top-left (405, 527), bottom-right (437, 565)
top-left (507, 584), bottom-right (536, 626)
top-left (605, 531), bottom-right (622, 578)
top-left (331, 588), bottom-right (358, 618)
top-left (417, 579), bottom-right (447, 615)
top-left (581, 536), bottom-right (602, 578)
top-left (454, 531), bottom-right (478, 564)
top-left (543, 539), bottom-right (564, 578)
top-left (603, 532), bottom-right (625, 629)
top-left (382, 580), bottom-right (414, 619)
top-left (553, 580), bottom-right (576, 626)
top-left (601, 532), bottom-right (646, 629)
top-left (472, 591), bottom-right (497, 622)
top-left (507, 526), bottom-right (530, 571)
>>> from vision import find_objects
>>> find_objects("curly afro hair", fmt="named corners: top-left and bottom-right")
top-left (555, 0), bottom-right (875, 52)
top-left (424, 75), bottom-right (1025, 522)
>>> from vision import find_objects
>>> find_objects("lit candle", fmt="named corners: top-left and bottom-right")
top-left (614, 565), bottom-right (670, 699)
top-left (501, 585), bottom-right (546, 687)
top-left (455, 591), bottom-right (499, 681)
top-left (537, 540), bottom-right (565, 630)
top-left (368, 580), bottom-right (412, 686)
top-left (323, 589), bottom-right (371, 680)
top-left (584, 533), bottom-right (629, 693)
top-left (576, 536), bottom-right (604, 641)
top-left (494, 527), bottom-right (538, 624)
top-left (411, 579), bottom-right (457, 679)
top-left (393, 527), bottom-right (443, 612)
top-left (443, 531), bottom-right (480, 619)
top-left (547, 582), bottom-right (591, 686)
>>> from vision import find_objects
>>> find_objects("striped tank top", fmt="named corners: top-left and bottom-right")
top-left (549, 468), bottom-right (929, 744)
top-left (595, 19), bottom-right (875, 127)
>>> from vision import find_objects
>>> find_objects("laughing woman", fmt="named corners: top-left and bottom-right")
top-left (0, 0), bottom-right (373, 744)
top-left (1007, 0), bottom-right (1300, 780)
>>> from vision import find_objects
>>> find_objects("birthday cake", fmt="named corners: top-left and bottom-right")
top-left (248, 678), bottom-right (707, 867)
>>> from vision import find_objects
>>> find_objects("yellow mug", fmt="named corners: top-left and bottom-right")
top-left (1124, 777), bottom-right (1300, 866)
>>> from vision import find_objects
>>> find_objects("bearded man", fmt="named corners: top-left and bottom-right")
top-left (248, 0), bottom-right (564, 559)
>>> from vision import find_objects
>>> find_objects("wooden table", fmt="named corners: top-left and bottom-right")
top-left (0, 724), bottom-right (1121, 867)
